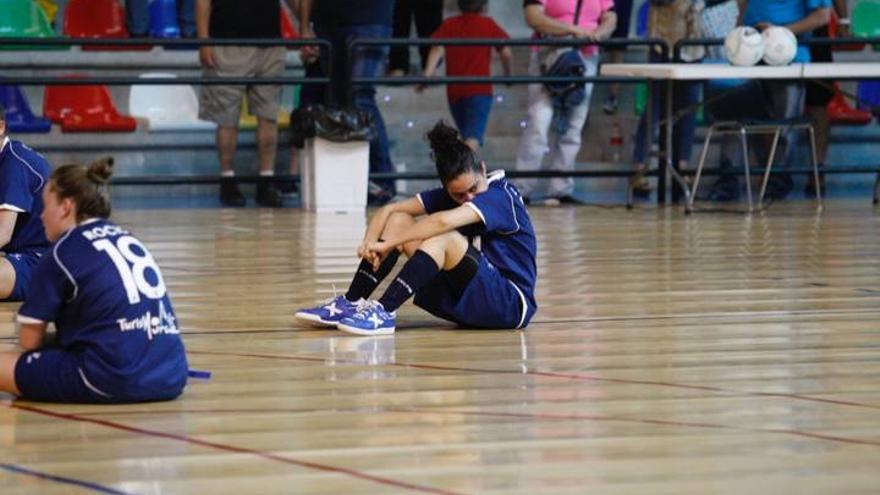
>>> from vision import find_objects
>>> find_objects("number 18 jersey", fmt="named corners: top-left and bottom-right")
top-left (17, 219), bottom-right (188, 401)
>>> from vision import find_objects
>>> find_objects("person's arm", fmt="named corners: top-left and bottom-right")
top-left (367, 204), bottom-right (482, 259)
top-left (416, 45), bottom-right (445, 93)
top-left (358, 197), bottom-right (427, 259)
top-left (498, 46), bottom-right (514, 78)
top-left (593, 9), bottom-right (617, 40)
top-left (757, 7), bottom-right (831, 33)
top-left (195, 0), bottom-right (215, 68)
top-left (524, 4), bottom-right (583, 36)
top-left (298, 0), bottom-right (319, 62)
top-left (17, 322), bottom-right (46, 351)
top-left (0, 210), bottom-right (16, 249)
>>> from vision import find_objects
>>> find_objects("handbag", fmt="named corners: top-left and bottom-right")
top-left (700, 0), bottom-right (739, 60)
top-left (540, 0), bottom-right (587, 97)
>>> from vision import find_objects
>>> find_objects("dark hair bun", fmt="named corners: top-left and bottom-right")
top-left (86, 156), bottom-right (115, 185)
top-left (426, 121), bottom-right (462, 154)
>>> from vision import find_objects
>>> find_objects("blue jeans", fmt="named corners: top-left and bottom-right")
top-left (125, 0), bottom-right (195, 37)
top-left (311, 23), bottom-right (395, 194)
top-left (633, 81), bottom-right (700, 165)
top-left (449, 95), bottom-right (493, 145)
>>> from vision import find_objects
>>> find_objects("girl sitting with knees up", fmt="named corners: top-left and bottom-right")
top-left (0, 158), bottom-right (188, 403)
top-left (296, 120), bottom-right (537, 335)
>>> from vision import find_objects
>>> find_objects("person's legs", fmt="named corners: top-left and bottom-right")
top-left (762, 81), bottom-right (805, 199)
top-left (452, 95), bottom-right (493, 150)
top-left (176, 0), bottom-right (196, 38)
top-left (389, 0), bottom-right (413, 75)
top-left (413, 0), bottom-right (444, 70)
top-left (349, 24), bottom-right (396, 196)
top-left (0, 352), bottom-right (22, 396)
top-left (125, 0), bottom-right (150, 37)
top-left (547, 55), bottom-right (597, 199)
top-left (515, 53), bottom-right (554, 201)
top-left (0, 257), bottom-right (15, 300)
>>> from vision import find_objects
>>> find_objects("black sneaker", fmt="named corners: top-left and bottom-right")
top-left (219, 179), bottom-right (246, 207)
top-left (705, 175), bottom-right (741, 201)
top-left (278, 180), bottom-right (299, 195)
top-left (256, 182), bottom-right (283, 207)
top-left (764, 173), bottom-right (793, 201)
top-left (804, 172), bottom-right (826, 197)
top-left (557, 195), bottom-right (585, 205)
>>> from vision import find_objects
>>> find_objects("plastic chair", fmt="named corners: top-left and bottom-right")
top-left (129, 73), bottom-right (216, 131)
top-left (280, 4), bottom-right (299, 41)
top-left (149, 0), bottom-right (181, 38)
top-left (829, 12), bottom-right (864, 51)
top-left (0, 0), bottom-right (59, 49)
top-left (240, 98), bottom-right (290, 130)
top-left (0, 85), bottom-right (52, 133)
top-left (64, 0), bottom-right (149, 50)
top-left (43, 76), bottom-right (137, 132)
top-left (826, 84), bottom-right (872, 124)
top-left (852, 0), bottom-right (880, 51)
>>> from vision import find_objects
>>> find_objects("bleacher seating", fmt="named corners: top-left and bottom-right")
top-left (827, 85), bottom-right (873, 124)
top-left (0, 85), bottom-right (52, 133)
top-left (853, 0), bottom-right (880, 51)
top-left (43, 76), bottom-right (137, 132)
top-left (129, 73), bottom-right (215, 131)
top-left (0, 0), bottom-right (58, 49)
top-left (64, 0), bottom-right (148, 51)
top-left (149, 0), bottom-right (181, 39)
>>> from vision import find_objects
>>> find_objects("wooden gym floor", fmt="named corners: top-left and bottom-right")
top-left (1, 200), bottom-right (879, 494)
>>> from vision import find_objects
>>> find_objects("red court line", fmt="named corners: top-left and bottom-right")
top-left (63, 405), bottom-right (880, 449)
top-left (187, 349), bottom-right (880, 411)
top-left (10, 403), bottom-right (464, 495)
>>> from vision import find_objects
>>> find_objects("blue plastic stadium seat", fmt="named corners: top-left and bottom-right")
top-left (0, 85), bottom-right (52, 133)
top-left (149, 0), bottom-right (181, 38)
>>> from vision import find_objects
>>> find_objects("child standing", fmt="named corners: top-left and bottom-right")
top-left (419, 0), bottom-right (513, 150)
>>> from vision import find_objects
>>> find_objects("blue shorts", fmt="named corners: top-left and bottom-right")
top-left (15, 348), bottom-right (114, 403)
top-left (3, 250), bottom-right (42, 301)
top-left (15, 348), bottom-right (185, 403)
top-left (414, 255), bottom-right (536, 329)
top-left (449, 95), bottom-right (493, 145)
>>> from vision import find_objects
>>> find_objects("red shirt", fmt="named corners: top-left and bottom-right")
top-left (431, 13), bottom-right (510, 103)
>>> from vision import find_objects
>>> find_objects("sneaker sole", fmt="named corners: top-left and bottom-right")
top-left (336, 322), bottom-right (395, 336)
top-left (294, 312), bottom-right (339, 327)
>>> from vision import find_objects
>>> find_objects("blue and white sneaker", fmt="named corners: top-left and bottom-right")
top-left (295, 294), bottom-right (363, 327)
top-left (336, 300), bottom-right (396, 336)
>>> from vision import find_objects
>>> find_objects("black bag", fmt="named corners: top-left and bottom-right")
top-left (289, 104), bottom-right (376, 148)
top-left (540, 0), bottom-right (587, 96)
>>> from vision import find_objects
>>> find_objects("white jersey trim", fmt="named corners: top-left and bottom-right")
top-left (509, 280), bottom-right (529, 329)
top-left (7, 140), bottom-right (46, 194)
top-left (464, 202), bottom-right (486, 224)
top-left (0, 203), bottom-right (25, 213)
top-left (52, 229), bottom-right (79, 302)
top-left (78, 367), bottom-right (113, 398)
top-left (16, 314), bottom-right (45, 325)
top-left (416, 192), bottom-right (426, 210)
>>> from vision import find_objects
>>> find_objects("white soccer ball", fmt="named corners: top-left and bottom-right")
top-left (724, 26), bottom-right (764, 66)
top-left (761, 26), bottom-right (798, 66)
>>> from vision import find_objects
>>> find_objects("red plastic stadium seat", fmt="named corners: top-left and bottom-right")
top-left (829, 12), bottom-right (865, 51)
top-left (827, 85), bottom-right (873, 125)
top-left (43, 78), bottom-right (137, 132)
top-left (64, 0), bottom-right (149, 51)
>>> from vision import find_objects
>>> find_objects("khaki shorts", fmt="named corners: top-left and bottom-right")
top-left (199, 45), bottom-right (286, 127)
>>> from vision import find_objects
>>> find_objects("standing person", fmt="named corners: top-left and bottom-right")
top-left (418, 0), bottom-right (514, 151)
top-left (602, 0), bottom-right (633, 114)
top-left (196, 0), bottom-right (286, 207)
top-left (740, 0), bottom-right (831, 199)
top-left (295, 121), bottom-right (537, 336)
top-left (0, 105), bottom-right (50, 302)
top-left (389, 0), bottom-right (445, 76)
top-left (299, 0), bottom-right (397, 204)
top-left (0, 158), bottom-right (189, 403)
top-left (515, 0), bottom-right (617, 205)
top-left (803, 0), bottom-right (849, 196)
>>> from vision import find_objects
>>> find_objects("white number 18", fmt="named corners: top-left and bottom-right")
top-left (93, 236), bottom-right (167, 304)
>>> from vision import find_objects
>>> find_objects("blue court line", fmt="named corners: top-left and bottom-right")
top-left (0, 463), bottom-right (132, 495)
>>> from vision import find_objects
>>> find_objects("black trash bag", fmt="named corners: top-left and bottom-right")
top-left (289, 104), bottom-right (376, 148)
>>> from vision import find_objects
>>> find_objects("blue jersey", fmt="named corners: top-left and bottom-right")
top-left (17, 219), bottom-right (188, 402)
top-left (0, 137), bottom-right (50, 254)
top-left (418, 171), bottom-right (538, 308)
top-left (743, 0), bottom-right (832, 62)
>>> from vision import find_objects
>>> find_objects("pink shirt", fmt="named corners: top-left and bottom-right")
top-left (531, 0), bottom-right (614, 56)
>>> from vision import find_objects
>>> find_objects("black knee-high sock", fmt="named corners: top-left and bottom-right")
top-left (345, 248), bottom-right (401, 301)
top-left (378, 250), bottom-right (439, 312)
